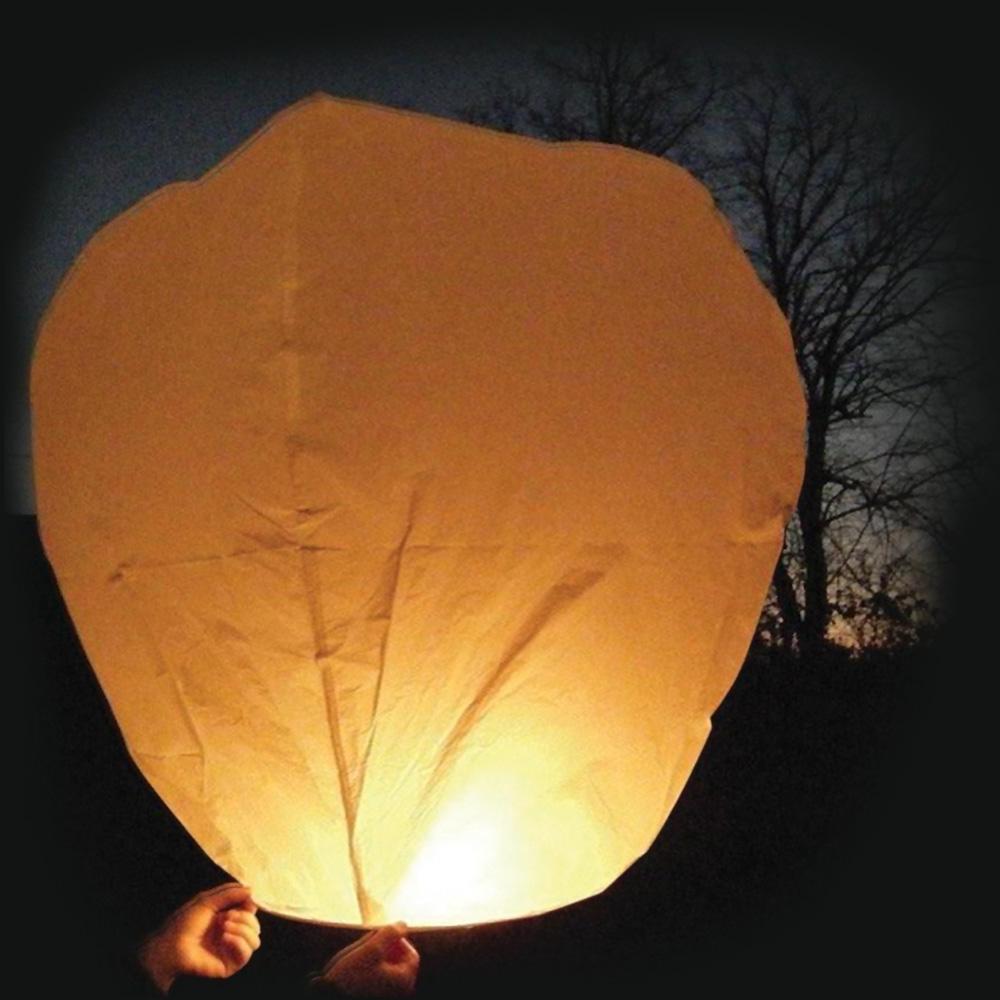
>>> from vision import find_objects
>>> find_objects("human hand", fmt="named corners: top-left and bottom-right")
top-left (137, 882), bottom-right (262, 994)
top-left (314, 922), bottom-right (420, 997)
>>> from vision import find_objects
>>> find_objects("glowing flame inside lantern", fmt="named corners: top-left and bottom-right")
top-left (31, 95), bottom-right (805, 927)
top-left (384, 764), bottom-right (610, 926)
top-left (389, 787), bottom-right (514, 925)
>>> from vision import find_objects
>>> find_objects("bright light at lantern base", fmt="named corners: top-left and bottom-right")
top-left (380, 764), bottom-right (613, 927)
top-left (387, 789), bottom-right (520, 926)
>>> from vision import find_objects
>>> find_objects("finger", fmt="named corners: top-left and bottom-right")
top-left (232, 896), bottom-right (259, 916)
top-left (201, 883), bottom-right (254, 913)
top-left (341, 928), bottom-right (379, 958)
top-left (370, 922), bottom-right (408, 957)
top-left (384, 964), bottom-right (419, 996)
top-left (175, 882), bottom-right (246, 916)
top-left (195, 881), bottom-right (243, 902)
top-left (322, 928), bottom-right (378, 972)
top-left (223, 909), bottom-right (261, 936)
top-left (221, 930), bottom-right (254, 969)
top-left (384, 934), bottom-right (419, 966)
top-left (223, 917), bottom-right (261, 952)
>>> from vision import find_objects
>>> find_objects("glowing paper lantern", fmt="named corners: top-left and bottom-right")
top-left (32, 95), bottom-right (804, 927)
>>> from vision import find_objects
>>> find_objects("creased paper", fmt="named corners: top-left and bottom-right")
top-left (32, 95), bottom-right (804, 927)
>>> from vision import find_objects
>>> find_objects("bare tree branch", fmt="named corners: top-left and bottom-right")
top-left (462, 40), bottom-right (977, 656)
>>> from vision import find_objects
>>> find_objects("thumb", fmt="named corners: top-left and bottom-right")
top-left (384, 935), bottom-right (418, 965)
top-left (198, 883), bottom-right (254, 913)
top-left (369, 922), bottom-right (409, 958)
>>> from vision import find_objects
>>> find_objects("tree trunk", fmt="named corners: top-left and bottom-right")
top-left (772, 548), bottom-right (803, 652)
top-left (797, 414), bottom-right (830, 661)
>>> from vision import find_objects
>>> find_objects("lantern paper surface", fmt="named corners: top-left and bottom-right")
top-left (32, 95), bottom-right (804, 927)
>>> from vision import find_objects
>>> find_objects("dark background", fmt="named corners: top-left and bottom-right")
top-left (9, 19), bottom-right (994, 995)
top-left (11, 508), bottom-right (967, 994)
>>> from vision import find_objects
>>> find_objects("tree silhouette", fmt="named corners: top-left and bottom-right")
top-left (461, 32), bottom-right (717, 165)
top-left (715, 64), bottom-right (968, 658)
top-left (461, 37), bottom-right (972, 657)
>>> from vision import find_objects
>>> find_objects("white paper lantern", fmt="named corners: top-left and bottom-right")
top-left (32, 95), bottom-right (804, 927)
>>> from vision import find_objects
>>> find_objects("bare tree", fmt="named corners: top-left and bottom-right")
top-left (463, 39), bottom-right (972, 659)
top-left (462, 31), bottom-right (717, 166)
top-left (714, 63), bottom-right (969, 659)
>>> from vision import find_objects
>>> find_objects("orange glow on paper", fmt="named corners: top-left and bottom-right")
top-left (388, 783), bottom-right (517, 925)
top-left (31, 96), bottom-right (804, 927)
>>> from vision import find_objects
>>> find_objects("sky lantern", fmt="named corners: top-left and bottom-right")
top-left (31, 95), bottom-right (805, 928)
